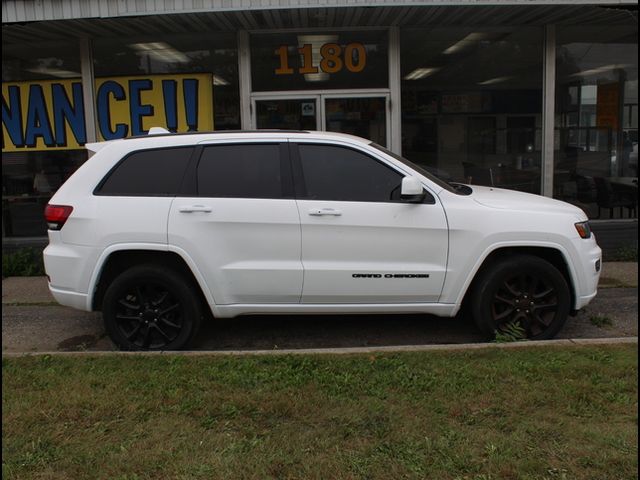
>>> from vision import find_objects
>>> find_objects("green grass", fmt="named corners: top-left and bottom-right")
top-left (609, 246), bottom-right (638, 263)
top-left (590, 315), bottom-right (614, 328)
top-left (3, 345), bottom-right (638, 480)
top-left (2, 247), bottom-right (45, 277)
top-left (493, 320), bottom-right (527, 343)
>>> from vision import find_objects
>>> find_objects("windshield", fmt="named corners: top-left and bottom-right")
top-left (370, 143), bottom-right (459, 194)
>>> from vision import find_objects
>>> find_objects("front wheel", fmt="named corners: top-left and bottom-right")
top-left (470, 255), bottom-right (571, 340)
top-left (102, 265), bottom-right (202, 351)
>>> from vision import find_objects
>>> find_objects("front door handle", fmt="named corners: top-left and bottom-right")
top-left (308, 208), bottom-right (342, 216)
top-left (178, 205), bottom-right (212, 213)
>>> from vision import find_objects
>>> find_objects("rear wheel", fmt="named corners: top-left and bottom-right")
top-left (471, 255), bottom-right (571, 340)
top-left (102, 265), bottom-right (202, 351)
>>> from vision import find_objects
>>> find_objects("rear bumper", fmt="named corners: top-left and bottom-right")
top-left (48, 286), bottom-right (90, 311)
top-left (43, 232), bottom-right (98, 312)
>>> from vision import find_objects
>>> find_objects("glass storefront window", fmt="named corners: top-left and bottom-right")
top-left (2, 39), bottom-right (87, 238)
top-left (251, 30), bottom-right (388, 91)
top-left (2, 40), bottom-right (81, 82)
top-left (401, 28), bottom-right (543, 193)
top-left (92, 33), bottom-right (240, 130)
top-left (2, 150), bottom-right (87, 237)
top-left (554, 26), bottom-right (638, 219)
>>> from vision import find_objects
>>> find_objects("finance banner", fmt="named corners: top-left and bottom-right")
top-left (2, 73), bottom-right (214, 152)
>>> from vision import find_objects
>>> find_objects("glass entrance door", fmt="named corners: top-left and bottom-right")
top-left (255, 98), bottom-right (318, 130)
top-left (253, 93), bottom-right (389, 146)
top-left (324, 96), bottom-right (388, 146)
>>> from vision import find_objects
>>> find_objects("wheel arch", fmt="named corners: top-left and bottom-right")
top-left (459, 245), bottom-right (578, 313)
top-left (89, 246), bottom-right (213, 315)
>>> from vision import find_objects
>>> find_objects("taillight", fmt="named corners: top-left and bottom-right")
top-left (44, 204), bottom-right (73, 230)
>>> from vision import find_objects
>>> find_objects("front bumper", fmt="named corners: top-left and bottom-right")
top-left (572, 236), bottom-right (602, 310)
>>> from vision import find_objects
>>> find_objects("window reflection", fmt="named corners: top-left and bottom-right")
top-left (93, 33), bottom-right (240, 130)
top-left (401, 28), bottom-right (543, 194)
top-left (554, 26), bottom-right (638, 219)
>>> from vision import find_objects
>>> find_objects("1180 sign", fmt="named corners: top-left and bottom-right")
top-left (275, 43), bottom-right (367, 76)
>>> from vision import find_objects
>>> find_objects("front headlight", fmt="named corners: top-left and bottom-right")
top-left (574, 221), bottom-right (592, 239)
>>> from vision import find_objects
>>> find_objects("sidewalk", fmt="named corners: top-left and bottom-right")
top-left (2, 262), bottom-right (637, 306)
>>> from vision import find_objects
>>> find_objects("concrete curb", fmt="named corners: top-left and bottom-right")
top-left (2, 336), bottom-right (637, 358)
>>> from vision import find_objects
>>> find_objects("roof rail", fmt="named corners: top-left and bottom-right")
top-left (148, 127), bottom-right (171, 135)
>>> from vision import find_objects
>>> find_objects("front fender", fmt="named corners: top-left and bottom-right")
top-left (441, 238), bottom-right (580, 312)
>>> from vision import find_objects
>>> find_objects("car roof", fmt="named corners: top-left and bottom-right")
top-left (85, 129), bottom-right (370, 153)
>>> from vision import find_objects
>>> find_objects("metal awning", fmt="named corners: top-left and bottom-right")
top-left (2, 4), bottom-right (637, 44)
top-left (2, 0), bottom-right (638, 24)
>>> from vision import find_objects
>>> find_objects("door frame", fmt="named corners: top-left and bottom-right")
top-left (251, 89), bottom-right (392, 147)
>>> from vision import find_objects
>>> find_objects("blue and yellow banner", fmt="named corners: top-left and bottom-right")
top-left (2, 73), bottom-right (214, 152)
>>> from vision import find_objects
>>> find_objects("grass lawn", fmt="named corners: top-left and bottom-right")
top-left (2, 345), bottom-right (638, 480)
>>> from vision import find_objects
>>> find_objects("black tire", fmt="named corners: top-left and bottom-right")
top-left (470, 255), bottom-right (571, 340)
top-left (102, 264), bottom-right (202, 351)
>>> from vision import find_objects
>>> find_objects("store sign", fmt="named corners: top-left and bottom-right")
top-left (2, 73), bottom-right (214, 152)
top-left (275, 43), bottom-right (367, 77)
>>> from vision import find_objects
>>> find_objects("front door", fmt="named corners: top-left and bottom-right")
top-left (254, 93), bottom-right (390, 146)
top-left (291, 141), bottom-right (449, 304)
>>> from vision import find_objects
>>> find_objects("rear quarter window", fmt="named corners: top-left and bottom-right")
top-left (94, 147), bottom-right (193, 196)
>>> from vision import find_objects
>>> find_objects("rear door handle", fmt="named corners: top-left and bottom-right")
top-left (178, 205), bottom-right (212, 213)
top-left (308, 208), bottom-right (342, 216)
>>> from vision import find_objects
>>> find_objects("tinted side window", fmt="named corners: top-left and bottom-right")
top-left (297, 144), bottom-right (403, 202)
top-left (96, 147), bottom-right (193, 196)
top-left (197, 144), bottom-right (282, 198)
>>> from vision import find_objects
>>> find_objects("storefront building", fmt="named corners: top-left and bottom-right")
top-left (2, 0), bottom-right (638, 251)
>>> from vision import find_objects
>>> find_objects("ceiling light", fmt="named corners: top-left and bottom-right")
top-left (570, 64), bottom-right (632, 77)
top-left (443, 32), bottom-right (492, 55)
top-left (403, 68), bottom-right (440, 81)
top-left (212, 75), bottom-right (229, 86)
top-left (129, 42), bottom-right (190, 63)
top-left (25, 67), bottom-right (80, 78)
top-left (478, 76), bottom-right (514, 85)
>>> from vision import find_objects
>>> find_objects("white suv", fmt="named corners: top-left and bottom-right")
top-left (43, 130), bottom-right (602, 350)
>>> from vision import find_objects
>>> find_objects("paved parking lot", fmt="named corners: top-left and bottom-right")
top-left (2, 275), bottom-right (637, 352)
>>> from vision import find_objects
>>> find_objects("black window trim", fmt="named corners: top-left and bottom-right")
top-left (93, 145), bottom-right (197, 197)
top-left (191, 141), bottom-right (294, 200)
top-left (290, 142), bottom-right (435, 205)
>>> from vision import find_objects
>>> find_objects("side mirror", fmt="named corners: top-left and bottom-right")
top-left (400, 176), bottom-right (425, 203)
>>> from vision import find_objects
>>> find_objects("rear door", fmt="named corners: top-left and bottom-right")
top-left (92, 146), bottom-right (194, 247)
top-left (292, 141), bottom-right (448, 304)
top-left (168, 140), bottom-right (303, 305)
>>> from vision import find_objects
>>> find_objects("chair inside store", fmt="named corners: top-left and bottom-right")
top-left (593, 177), bottom-right (638, 219)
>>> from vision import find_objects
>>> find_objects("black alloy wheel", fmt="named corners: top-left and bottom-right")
top-left (490, 272), bottom-right (561, 337)
top-left (103, 265), bottom-right (202, 351)
top-left (471, 255), bottom-right (571, 340)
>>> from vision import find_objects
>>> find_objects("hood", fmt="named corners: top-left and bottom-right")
top-left (470, 185), bottom-right (587, 219)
